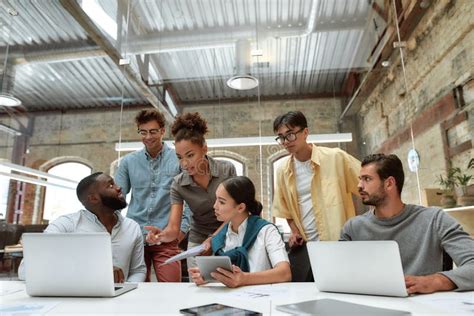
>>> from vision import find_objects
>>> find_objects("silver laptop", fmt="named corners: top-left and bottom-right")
top-left (22, 233), bottom-right (138, 297)
top-left (307, 241), bottom-right (408, 297)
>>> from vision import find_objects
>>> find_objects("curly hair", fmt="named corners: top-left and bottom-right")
top-left (135, 109), bottom-right (166, 128)
top-left (171, 112), bottom-right (208, 146)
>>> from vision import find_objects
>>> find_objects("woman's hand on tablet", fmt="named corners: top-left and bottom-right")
top-left (189, 267), bottom-right (206, 285)
top-left (211, 265), bottom-right (247, 288)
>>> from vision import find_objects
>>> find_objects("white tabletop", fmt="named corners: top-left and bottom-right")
top-left (1, 281), bottom-right (472, 315)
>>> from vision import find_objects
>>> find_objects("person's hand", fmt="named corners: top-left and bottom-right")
top-left (188, 267), bottom-right (206, 285)
top-left (210, 265), bottom-right (247, 288)
top-left (405, 274), bottom-right (456, 294)
top-left (288, 231), bottom-right (304, 248)
top-left (200, 237), bottom-right (213, 256)
top-left (113, 266), bottom-right (125, 283)
top-left (144, 226), bottom-right (162, 245)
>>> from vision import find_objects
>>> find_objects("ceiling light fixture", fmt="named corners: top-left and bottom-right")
top-left (0, 161), bottom-right (78, 190)
top-left (227, 75), bottom-right (259, 90)
top-left (227, 39), bottom-right (259, 90)
top-left (0, 94), bottom-right (22, 107)
top-left (0, 123), bottom-right (21, 136)
top-left (0, 171), bottom-right (76, 190)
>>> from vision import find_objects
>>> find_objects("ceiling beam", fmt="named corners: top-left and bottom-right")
top-left (339, 0), bottom-right (431, 120)
top-left (58, 0), bottom-right (174, 123)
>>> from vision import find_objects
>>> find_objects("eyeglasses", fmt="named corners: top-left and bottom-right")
top-left (137, 128), bottom-right (161, 136)
top-left (275, 128), bottom-right (305, 145)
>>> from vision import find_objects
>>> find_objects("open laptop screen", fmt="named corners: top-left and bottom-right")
top-left (22, 233), bottom-right (119, 297)
top-left (307, 241), bottom-right (408, 297)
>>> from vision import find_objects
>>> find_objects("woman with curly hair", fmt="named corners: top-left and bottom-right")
top-left (145, 112), bottom-right (236, 268)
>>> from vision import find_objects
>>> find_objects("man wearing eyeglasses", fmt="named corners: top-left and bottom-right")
top-left (115, 109), bottom-right (191, 282)
top-left (272, 111), bottom-right (360, 282)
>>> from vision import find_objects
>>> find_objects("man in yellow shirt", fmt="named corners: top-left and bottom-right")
top-left (272, 111), bottom-right (360, 281)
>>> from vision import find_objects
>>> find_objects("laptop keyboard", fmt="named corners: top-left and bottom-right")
top-left (114, 287), bottom-right (123, 291)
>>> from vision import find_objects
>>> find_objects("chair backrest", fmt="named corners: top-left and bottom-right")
top-left (442, 250), bottom-right (453, 271)
top-left (3, 224), bottom-right (25, 246)
top-left (23, 224), bottom-right (48, 233)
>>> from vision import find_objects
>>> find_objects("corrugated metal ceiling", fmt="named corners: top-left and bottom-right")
top-left (0, 0), bottom-right (387, 112)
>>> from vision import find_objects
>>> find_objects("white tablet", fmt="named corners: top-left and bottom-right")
top-left (195, 256), bottom-right (233, 282)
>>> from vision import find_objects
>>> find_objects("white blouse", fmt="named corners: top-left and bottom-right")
top-left (223, 218), bottom-right (289, 272)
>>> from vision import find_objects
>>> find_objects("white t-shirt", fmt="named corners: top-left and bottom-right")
top-left (293, 157), bottom-right (319, 241)
top-left (223, 218), bottom-right (289, 272)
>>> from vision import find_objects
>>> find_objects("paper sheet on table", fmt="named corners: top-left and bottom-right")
top-left (0, 301), bottom-right (60, 315)
top-left (226, 285), bottom-right (289, 300)
top-left (0, 284), bottom-right (24, 296)
top-left (160, 244), bottom-right (205, 266)
top-left (410, 292), bottom-right (474, 316)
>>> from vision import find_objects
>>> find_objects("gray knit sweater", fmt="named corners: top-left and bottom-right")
top-left (340, 204), bottom-right (474, 291)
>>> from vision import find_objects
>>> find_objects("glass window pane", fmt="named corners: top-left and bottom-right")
top-left (0, 168), bottom-right (9, 219)
top-left (43, 162), bottom-right (92, 222)
top-left (272, 156), bottom-right (291, 234)
top-left (214, 157), bottom-right (244, 176)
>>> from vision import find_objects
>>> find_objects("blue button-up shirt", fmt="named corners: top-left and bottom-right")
top-left (115, 143), bottom-right (191, 235)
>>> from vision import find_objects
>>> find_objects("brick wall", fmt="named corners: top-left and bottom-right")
top-left (357, 0), bottom-right (473, 204)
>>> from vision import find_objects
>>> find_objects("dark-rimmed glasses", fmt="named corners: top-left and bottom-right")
top-left (275, 128), bottom-right (304, 145)
top-left (138, 129), bottom-right (161, 136)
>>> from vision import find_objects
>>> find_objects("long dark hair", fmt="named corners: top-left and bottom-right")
top-left (221, 176), bottom-right (263, 216)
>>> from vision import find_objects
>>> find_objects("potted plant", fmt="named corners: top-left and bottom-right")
top-left (436, 167), bottom-right (458, 208)
top-left (454, 158), bottom-right (474, 206)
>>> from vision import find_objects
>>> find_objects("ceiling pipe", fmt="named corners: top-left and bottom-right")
top-left (122, 0), bottom-right (365, 54)
top-left (0, 44), bottom-right (105, 65)
top-left (295, 0), bottom-right (320, 37)
top-left (125, 13), bottom-right (367, 56)
top-left (15, 46), bottom-right (106, 65)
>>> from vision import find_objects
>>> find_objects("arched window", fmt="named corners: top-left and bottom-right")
top-left (272, 155), bottom-right (291, 235)
top-left (43, 162), bottom-right (92, 222)
top-left (213, 157), bottom-right (244, 176)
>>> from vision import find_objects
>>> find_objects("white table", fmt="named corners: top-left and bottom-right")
top-left (1, 281), bottom-right (472, 315)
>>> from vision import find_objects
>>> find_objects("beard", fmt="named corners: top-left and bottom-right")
top-left (100, 194), bottom-right (127, 210)
top-left (360, 187), bottom-right (387, 206)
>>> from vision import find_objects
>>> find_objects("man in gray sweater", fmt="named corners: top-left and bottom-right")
top-left (340, 153), bottom-right (474, 294)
